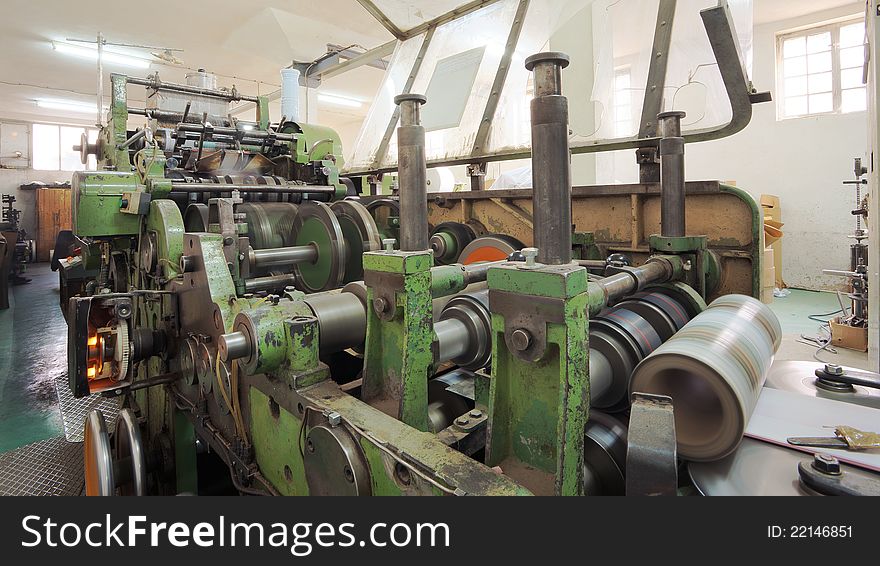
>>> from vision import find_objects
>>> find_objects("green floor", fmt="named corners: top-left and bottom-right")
top-left (0, 264), bottom-right (65, 453)
top-left (767, 288), bottom-right (847, 335)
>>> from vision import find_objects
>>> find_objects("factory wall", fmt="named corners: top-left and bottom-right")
top-left (597, 3), bottom-right (868, 291)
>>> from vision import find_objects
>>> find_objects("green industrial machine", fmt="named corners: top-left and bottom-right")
top-left (57, 43), bottom-right (793, 498)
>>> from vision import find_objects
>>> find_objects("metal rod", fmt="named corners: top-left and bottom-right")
top-left (244, 274), bottom-right (297, 293)
top-left (126, 76), bottom-right (261, 103)
top-left (593, 261), bottom-right (672, 311)
top-left (96, 32), bottom-right (104, 127)
top-left (395, 93), bottom-right (430, 251)
top-left (659, 111), bottom-right (686, 238)
top-left (526, 52), bottom-right (572, 265)
top-left (218, 332), bottom-right (250, 362)
top-left (117, 128), bottom-right (147, 150)
top-left (250, 244), bottom-right (318, 268)
top-left (169, 184), bottom-right (335, 194)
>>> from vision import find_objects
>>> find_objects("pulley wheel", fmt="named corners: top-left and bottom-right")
top-left (331, 200), bottom-right (382, 282)
top-left (292, 201), bottom-right (346, 293)
top-left (583, 412), bottom-right (628, 496)
top-left (114, 408), bottom-right (147, 496)
top-left (84, 409), bottom-right (114, 496)
top-left (458, 235), bottom-right (524, 265)
top-left (238, 202), bottom-right (299, 249)
top-left (431, 222), bottom-right (476, 265)
top-left (183, 203), bottom-right (209, 232)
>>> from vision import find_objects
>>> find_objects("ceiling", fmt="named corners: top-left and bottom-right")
top-left (0, 0), bottom-right (396, 132)
top-left (754, 0), bottom-right (864, 24)
top-left (0, 0), bottom-right (866, 142)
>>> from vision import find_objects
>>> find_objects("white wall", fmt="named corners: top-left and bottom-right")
top-left (0, 168), bottom-right (73, 239)
top-left (596, 3), bottom-right (867, 291)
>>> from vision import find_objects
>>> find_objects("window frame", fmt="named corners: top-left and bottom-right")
top-left (776, 15), bottom-right (867, 120)
top-left (612, 65), bottom-right (634, 138)
top-left (30, 122), bottom-right (98, 172)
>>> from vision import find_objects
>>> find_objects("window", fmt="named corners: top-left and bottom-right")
top-left (32, 123), bottom-right (97, 171)
top-left (777, 17), bottom-right (866, 119)
top-left (613, 67), bottom-right (634, 137)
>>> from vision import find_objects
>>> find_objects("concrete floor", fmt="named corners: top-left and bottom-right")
top-left (0, 263), bottom-right (65, 453)
top-left (0, 266), bottom-right (870, 454)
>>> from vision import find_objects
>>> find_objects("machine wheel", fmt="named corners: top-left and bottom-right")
top-left (84, 408), bottom-right (148, 496)
top-left (365, 199), bottom-right (400, 243)
top-left (458, 235), bottom-right (524, 265)
top-left (331, 200), bottom-right (382, 282)
top-left (237, 202), bottom-right (299, 249)
top-left (431, 222), bottom-right (476, 265)
top-left (183, 203), bottom-right (209, 232)
top-left (291, 202), bottom-right (346, 293)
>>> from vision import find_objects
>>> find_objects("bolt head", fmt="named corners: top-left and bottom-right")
top-left (382, 238), bottom-right (397, 252)
top-left (373, 297), bottom-right (390, 314)
top-left (328, 412), bottom-right (341, 427)
top-left (455, 416), bottom-right (470, 426)
top-left (812, 454), bottom-right (841, 475)
top-left (824, 364), bottom-right (844, 376)
top-left (469, 409), bottom-right (483, 419)
top-left (511, 328), bottom-right (532, 352)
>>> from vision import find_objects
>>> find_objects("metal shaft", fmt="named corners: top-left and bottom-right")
top-left (169, 183), bottom-right (335, 195)
top-left (126, 76), bottom-right (261, 103)
top-left (591, 260), bottom-right (673, 314)
top-left (395, 93), bottom-right (430, 251)
top-left (526, 52), bottom-right (573, 265)
top-left (250, 244), bottom-right (318, 268)
top-left (244, 274), bottom-right (296, 293)
top-left (659, 111), bottom-right (686, 238)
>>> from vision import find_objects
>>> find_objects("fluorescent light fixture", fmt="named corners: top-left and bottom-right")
top-left (52, 41), bottom-right (151, 69)
top-left (36, 98), bottom-right (102, 114)
top-left (317, 93), bottom-right (362, 108)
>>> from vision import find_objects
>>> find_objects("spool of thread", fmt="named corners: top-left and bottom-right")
top-left (629, 295), bottom-right (782, 462)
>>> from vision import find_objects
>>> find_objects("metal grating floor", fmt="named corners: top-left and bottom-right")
top-left (55, 371), bottom-right (122, 442)
top-left (0, 436), bottom-right (83, 496)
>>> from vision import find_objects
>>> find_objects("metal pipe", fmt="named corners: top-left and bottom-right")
top-left (589, 260), bottom-right (673, 315)
top-left (659, 111), bottom-right (686, 238)
top-left (118, 128), bottom-right (147, 150)
top-left (525, 52), bottom-right (572, 265)
top-left (250, 244), bottom-right (317, 268)
top-left (394, 93), bottom-right (429, 251)
top-left (169, 183), bottom-right (335, 195)
top-left (244, 274), bottom-right (296, 293)
top-left (128, 107), bottom-right (233, 126)
top-left (127, 76), bottom-right (261, 103)
top-left (96, 32), bottom-right (104, 127)
top-left (176, 123), bottom-right (296, 142)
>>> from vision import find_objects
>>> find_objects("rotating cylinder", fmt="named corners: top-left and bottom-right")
top-left (303, 283), bottom-right (369, 355)
top-left (435, 290), bottom-right (493, 370)
top-left (629, 295), bottom-right (782, 462)
top-left (394, 94), bottom-right (430, 252)
top-left (526, 52), bottom-right (572, 266)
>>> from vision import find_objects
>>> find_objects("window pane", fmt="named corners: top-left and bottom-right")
top-left (840, 46), bottom-right (865, 69)
top-left (785, 95), bottom-right (808, 117)
top-left (809, 92), bottom-right (833, 113)
top-left (784, 56), bottom-right (807, 77)
top-left (808, 72), bottom-right (832, 94)
top-left (808, 51), bottom-right (832, 73)
top-left (60, 126), bottom-right (86, 171)
top-left (785, 76), bottom-right (808, 97)
top-left (840, 22), bottom-right (865, 48)
top-left (32, 124), bottom-right (60, 171)
top-left (841, 67), bottom-right (864, 89)
top-left (841, 87), bottom-right (867, 113)
top-left (783, 36), bottom-right (806, 58)
top-left (806, 32), bottom-right (831, 54)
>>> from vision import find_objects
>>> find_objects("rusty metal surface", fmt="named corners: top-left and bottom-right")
top-left (626, 393), bottom-right (677, 496)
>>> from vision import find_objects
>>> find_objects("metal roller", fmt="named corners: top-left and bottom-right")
top-left (435, 290), bottom-right (492, 370)
top-left (303, 283), bottom-right (369, 355)
top-left (238, 202), bottom-right (299, 249)
top-left (629, 295), bottom-right (782, 462)
top-left (331, 200), bottom-right (382, 282)
top-left (290, 201), bottom-right (347, 293)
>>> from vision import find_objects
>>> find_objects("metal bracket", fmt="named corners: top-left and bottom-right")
top-left (489, 290), bottom-right (565, 362)
top-left (626, 392), bottom-right (677, 496)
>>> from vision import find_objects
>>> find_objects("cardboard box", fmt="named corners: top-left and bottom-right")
top-left (830, 318), bottom-right (868, 352)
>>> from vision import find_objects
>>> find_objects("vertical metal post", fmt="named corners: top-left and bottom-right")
top-left (96, 32), bottom-right (104, 127)
top-left (526, 52), bottom-right (572, 266)
top-left (659, 111), bottom-right (686, 238)
top-left (394, 93), bottom-right (430, 251)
